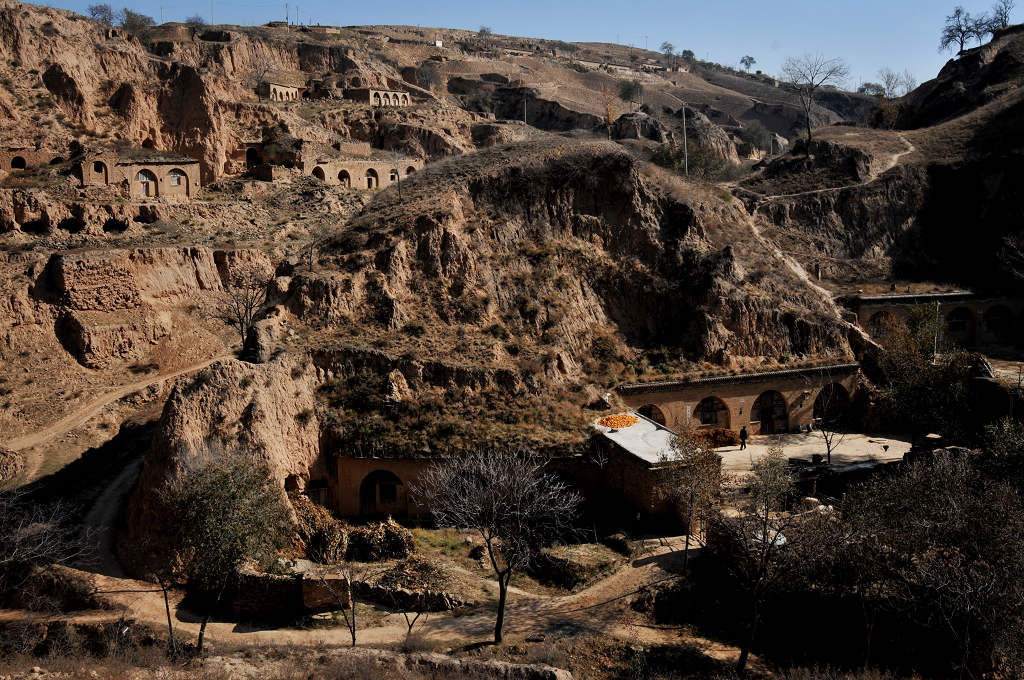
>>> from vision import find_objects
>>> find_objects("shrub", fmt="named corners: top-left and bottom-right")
top-left (347, 518), bottom-right (414, 562)
top-left (694, 428), bottom-right (741, 448)
top-left (293, 494), bottom-right (348, 563)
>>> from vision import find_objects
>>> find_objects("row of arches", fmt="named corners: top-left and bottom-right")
top-left (310, 164), bottom-right (417, 189)
top-left (131, 167), bottom-right (189, 197)
top-left (868, 304), bottom-right (1020, 346)
top-left (638, 383), bottom-right (851, 435)
top-left (270, 88), bottom-right (298, 101)
top-left (372, 91), bottom-right (410, 106)
top-left (8, 155), bottom-right (65, 170)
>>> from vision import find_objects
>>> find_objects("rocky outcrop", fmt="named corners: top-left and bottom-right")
top-left (55, 309), bottom-right (172, 369)
top-left (125, 355), bottom-right (320, 547)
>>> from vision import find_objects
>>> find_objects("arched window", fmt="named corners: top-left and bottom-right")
top-left (312, 166), bottom-right (326, 181)
top-left (389, 168), bottom-right (399, 182)
top-left (338, 169), bottom-right (351, 187)
top-left (695, 397), bottom-right (730, 429)
top-left (167, 168), bottom-right (187, 186)
top-left (10, 156), bottom-right (26, 170)
top-left (751, 391), bottom-right (787, 435)
top-left (135, 169), bottom-right (158, 197)
top-left (365, 168), bottom-right (379, 189)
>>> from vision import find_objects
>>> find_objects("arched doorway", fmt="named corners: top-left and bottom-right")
top-left (389, 168), bottom-right (399, 182)
top-left (365, 168), bottom-right (379, 189)
top-left (10, 156), bottom-right (26, 170)
top-left (312, 166), bottom-right (326, 181)
top-left (382, 93), bottom-right (391, 105)
top-left (49, 156), bottom-right (64, 165)
top-left (359, 470), bottom-right (404, 515)
top-left (945, 307), bottom-right (976, 347)
top-left (638, 404), bottom-right (667, 426)
top-left (245, 148), bottom-right (261, 167)
top-left (338, 169), bottom-right (351, 187)
top-left (695, 396), bottom-right (730, 429)
top-left (373, 92), bottom-right (382, 106)
top-left (167, 168), bottom-right (189, 195)
top-left (402, 94), bottom-right (409, 105)
top-left (135, 169), bottom-right (158, 197)
top-left (751, 390), bottom-right (787, 435)
top-left (406, 166), bottom-right (416, 175)
top-left (813, 383), bottom-right (850, 425)
top-left (141, 138), bottom-right (155, 149)
top-left (867, 311), bottom-right (898, 339)
top-left (92, 160), bottom-right (108, 184)
top-left (983, 305), bottom-right (1013, 344)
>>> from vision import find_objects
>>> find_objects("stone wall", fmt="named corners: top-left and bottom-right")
top-left (846, 295), bottom-right (1024, 348)
top-left (1, 148), bottom-right (66, 170)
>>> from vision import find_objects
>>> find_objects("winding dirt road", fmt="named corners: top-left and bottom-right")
top-left (5, 355), bottom-right (230, 453)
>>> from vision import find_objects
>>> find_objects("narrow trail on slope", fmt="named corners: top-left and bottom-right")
top-left (6, 355), bottom-right (231, 453)
top-left (737, 132), bottom-right (917, 207)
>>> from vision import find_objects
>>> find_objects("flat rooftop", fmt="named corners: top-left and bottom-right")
top-left (617, 362), bottom-right (861, 395)
top-left (594, 411), bottom-right (676, 465)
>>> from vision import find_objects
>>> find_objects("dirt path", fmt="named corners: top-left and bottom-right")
top-left (739, 132), bottom-right (917, 205)
top-left (5, 355), bottom-right (230, 453)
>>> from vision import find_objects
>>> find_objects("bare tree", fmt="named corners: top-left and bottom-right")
top-left (410, 447), bottom-right (581, 643)
top-left (216, 263), bottom-right (270, 344)
top-left (780, 54), bottom-right (850, 148)
top-left (658, 428), bottom-right (721, 571)
top-left (162, 445), bottom-right (292, 654)
top-left (250, 57), bottom-right (274, 102)
top-left (185, 14), bottom-right (205, 29)
top-left (601, 86), bottom-right (617, 138)
top-left (308, 561), bottom-right (369, 647)
top-left (992, 0), bottom-right (1015, 28)
top-left (706, 445), bottom-right (826, 674)
top-left (117, 8), bottom-right (155, 35)
top-left (88, 3), bottom-right (114, 25)
top-left (660, 41), bottom-right (675, 68)
top-left (0, 489), bottom-right (94, 603)
top-left (740, 55), bottom-right (757, 71)
top-left (940, 6), bottom-right (982, 53)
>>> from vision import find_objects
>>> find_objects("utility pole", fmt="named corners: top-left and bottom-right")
top-left (643, 35), bottom-right (647, 51)
top-left (682, 103), bottom-right (688, 176)
top-left (285, 2), bottom-right (289, 27)
top-left (159, 6), bottom-right (163, 22)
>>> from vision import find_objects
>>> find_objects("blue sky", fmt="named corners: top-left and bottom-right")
top-left (37, 0), bottom-right (1009, 86)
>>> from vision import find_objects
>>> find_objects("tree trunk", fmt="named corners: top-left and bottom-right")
top-left (161, 584), bottom-right (175, 654)
top-left (494, 573), bottom-right (509, 643)
top-left (197, 610), bottom-right (210, 654)
top-left (735, 597), bottom-right (760, 674)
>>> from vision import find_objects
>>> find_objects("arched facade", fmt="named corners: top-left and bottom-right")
top-left (695, 397), bottom-right (730, 429)
top-left (867, 311), bottom-right (898, 339)
top-left (358, 469), bottom-right (406, 516)
top-left (166, 168), bottom-right (190, 197)
top-left (617, 364), bottom-right (861, 438)
top-left (638, 404), bottom-right (667, 426)
top-left (373, 92), bottom-right (382, 106)
top-left (946, 307), bottom-right (976, 347)
top-left (365, 168), bottom-right (379, 189)
top-left (338, 169), bottom-right (350, 187)
top-left (983, 304), bottom-right (1014, 344)
top-left (312, 166), bottom-right (326, 181)
top-left (751, 390), bottom-right (788, 435)
top-left (135, 169), bottom-right (158, 197)
top-left (303, 159), bottom-right (425, 191)
top-left (92, 160), bottom-right (108, 183)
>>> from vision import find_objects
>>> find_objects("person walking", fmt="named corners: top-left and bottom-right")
top-left (739, 425), bottom-right (748, 451)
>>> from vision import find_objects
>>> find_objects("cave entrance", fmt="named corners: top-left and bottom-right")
top-left (359, 469), bottom-right (404, 516)
top-left (752, 390), bottom-right (787, 435)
